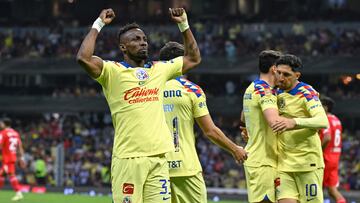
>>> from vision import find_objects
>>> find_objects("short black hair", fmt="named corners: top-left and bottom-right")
top-left (117, 22), bottom-right (141, 43)
top-left (258, 50), bottom-right (282, 73)
top-left (276, 54), bottom-right (303, 72)
top-left (321, 96), bottom-right (335, 113)
top-left (1, 117), bottom-right (12, 127)
top-left (159, 41), bottom-right (185, 60)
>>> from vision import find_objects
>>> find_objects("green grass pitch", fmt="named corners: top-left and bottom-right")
top-left (0, 190), bottom-right (245, 203)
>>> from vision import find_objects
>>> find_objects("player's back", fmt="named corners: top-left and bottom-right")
top-left (163, 77), bottom-right (208, 177)
top-left (277, 82), bottom-right (325, 172)
top-left (243, 79), bottom-right (278, 168)
top-left (320, 114), bottom-right (342, 162)
top-left (1, 128), bottom-right (21, 163)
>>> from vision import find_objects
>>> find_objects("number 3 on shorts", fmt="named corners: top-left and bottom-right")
top-left (159, 179), bottom-right (171, 195)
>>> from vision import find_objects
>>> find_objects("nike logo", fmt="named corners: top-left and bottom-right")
top-left (163, 197), bottom-right (171, 201)
top-left (306, 198), bottom-right (316, 201)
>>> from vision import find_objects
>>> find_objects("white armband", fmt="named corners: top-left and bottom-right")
top-left (92, 18), bottom-right (105, 32)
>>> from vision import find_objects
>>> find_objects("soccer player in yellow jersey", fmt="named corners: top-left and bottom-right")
top-left (243, 50), bottom-right (284, 203)
top-left (271, 54), bottom-right (329, 203)
top-left (160, 42), bottom-right (248, 203)
top-left (76, 8), bottom-right (201, 203)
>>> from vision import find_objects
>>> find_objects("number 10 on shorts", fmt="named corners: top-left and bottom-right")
top-left (305, 184), bottom-right (317, 197)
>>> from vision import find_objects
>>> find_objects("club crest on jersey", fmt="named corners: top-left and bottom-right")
top-left (278, 98), bottom-right (286, 110)
top-left (122, 196), bottom-right (132, 203)
top-left (135, 69), bottom-right (149, 81)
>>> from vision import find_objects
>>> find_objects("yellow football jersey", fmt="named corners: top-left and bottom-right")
top-left (277, 82), bottom-right (326, 172)
top-left (163, 77), bottom-right (209, 177)
top-left (243, 79), bottom-right (278, 168)
top-left (95, 57), bottom-right (183, 159)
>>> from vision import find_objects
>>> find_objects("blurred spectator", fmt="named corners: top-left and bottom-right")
top-left (1, 23), bottom-right (360, 60)
top-left (34, 155), bottom-right (47, 185)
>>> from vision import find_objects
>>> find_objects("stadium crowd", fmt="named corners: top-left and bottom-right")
top-left (1, 22), bottom-right (360, 61)
top-left (6, 113), bottom-right (359, 190)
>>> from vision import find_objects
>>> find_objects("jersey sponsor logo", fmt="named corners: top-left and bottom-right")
top-left (163, 90), bottom-right (182, 98)
top-left (124, 87), bottom-right (159, 104)
top-left (135, 68), bottom-right (149, 81)
top-left (122, 183), bottom-right (134, 194)
top-left (163, 104), bottom-right (175, 112)
top-left (167, 160), bottom-right (182, 169)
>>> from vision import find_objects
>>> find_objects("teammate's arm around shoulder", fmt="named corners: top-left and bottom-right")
top-left (169, 8), bottom-right (201, 74)
top-left (76, 9), bottom-right (115, 78)
top-left (196, 115), bottom-right (248, 163)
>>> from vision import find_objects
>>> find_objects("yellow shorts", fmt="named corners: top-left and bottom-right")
top-left (276, 169), bottom-right (324, 203)
top-left (111, 154), bottom-right (171, 203)
top-left (244, 165), bottom-right (277, 203)
top-left (170, 172), bottom-right (207, 203)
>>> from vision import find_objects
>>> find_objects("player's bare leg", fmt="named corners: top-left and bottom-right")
top-left (327, 187), bottom-right (346, 203)
top-left (278, 199), bottom-right (298, 203)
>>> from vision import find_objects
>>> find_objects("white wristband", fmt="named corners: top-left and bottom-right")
top-left (92, 17), bottom-right (105, 32)
top-left (177, 20), bottom-right (189, 32)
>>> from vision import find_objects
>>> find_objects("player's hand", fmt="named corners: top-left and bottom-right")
top-left (271, 118), bottom-right (296, 133)
top-left (99, 8), bottom-right (115, 25)
top-left (19, 159), bottom-right (26, 169)
top-left (239, 126), bottom-right (249, 143)
top-left (169, 8), bottom-right (187, 23)
top-left (232, 146), bottom-right (248, 164)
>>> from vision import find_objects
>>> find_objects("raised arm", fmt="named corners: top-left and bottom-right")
top-left (169, 8), bottom-right (201, 74)
top-left (196, 114), bottom-right (248, 163)
top-left (76, 9), bottom-right (115, 78)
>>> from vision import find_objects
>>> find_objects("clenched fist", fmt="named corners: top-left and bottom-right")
top-left (169, 8), bottom-right (187, 24)
top-left (99, 8), bottom-right (115, 25)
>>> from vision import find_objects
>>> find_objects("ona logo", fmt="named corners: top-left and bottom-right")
top-left (135, 69), bottom-right (149, 81)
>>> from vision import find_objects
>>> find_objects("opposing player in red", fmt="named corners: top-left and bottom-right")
top-left (0, 118), bottom-right (26, 201)
top-left (319, 97), bottom-right (346, 203)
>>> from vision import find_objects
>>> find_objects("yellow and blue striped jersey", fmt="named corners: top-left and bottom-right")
top-left (277, 82), bottom-right (326, 172)
top-left (95, 57), bottom-right (183, 159)
top-left (243, 79), bottom-right (278, 168)
top-left (163, 77), bottom-right (209, 177)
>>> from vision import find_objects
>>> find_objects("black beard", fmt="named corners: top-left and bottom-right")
top-left (137, 52), bottom-right (148, 60)
top-left (128, 51), bottom-right (148, 61)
